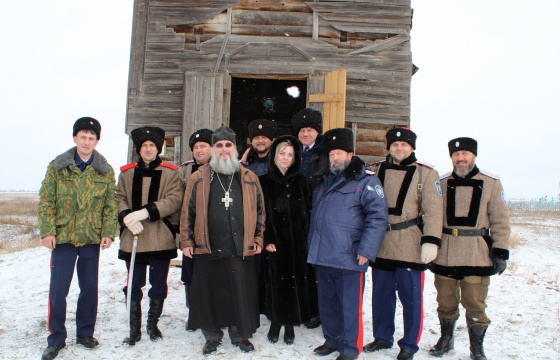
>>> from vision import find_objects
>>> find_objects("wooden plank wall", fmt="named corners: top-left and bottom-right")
top-left (126, 0), bottom-right (413, 163)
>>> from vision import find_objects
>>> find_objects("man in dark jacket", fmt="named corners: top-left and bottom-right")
top-left (179, 128), bottom-right (213, 322)
top-left (365, 128), bottom-right (443, 360)
top-left (38, 117), bottom-right (118, 360)
top-left (307, 128), bottom-right (388, 360)
top-left (291, 108), bottom-right (329, 189)
top-left (243, 119), bottom-right (277, 176)
top-left (429, 137), bottom-right (510, 360)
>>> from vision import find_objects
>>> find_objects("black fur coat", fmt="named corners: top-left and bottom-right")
top-left (258, 135), bottom-right (317, 325)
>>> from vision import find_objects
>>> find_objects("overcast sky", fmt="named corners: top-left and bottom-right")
top-left (1, 1), bottom-right (559, 199)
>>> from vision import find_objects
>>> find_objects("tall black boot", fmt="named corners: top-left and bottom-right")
top-left (429, 318), bottom-right (456, 357)
top-left (123, 301), bottom-right (142, 346)
top-left (469, 326), bottom-right (487, 360)
top-left (147, 299), bottom-right (164, 341)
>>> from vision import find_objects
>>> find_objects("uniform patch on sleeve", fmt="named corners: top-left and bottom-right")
top-left (501, 191), bottom-right (507, 204)
top-left (375, 184), bottom-right (385, 198)
top-left (435, 180), bottom-right (442, 196)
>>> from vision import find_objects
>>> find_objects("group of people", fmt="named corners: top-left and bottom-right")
top-left (38, 111), bottom-right (510, 360)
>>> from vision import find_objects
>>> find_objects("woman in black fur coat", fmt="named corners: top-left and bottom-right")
top-left (258, 135), bottom-right (316, 345)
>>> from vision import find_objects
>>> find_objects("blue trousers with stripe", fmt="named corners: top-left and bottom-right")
top-left (316, 265), bottom-right (365, 358)
top-left (371, 267), bottom-right (424, 353)
top-left (47, 243), bottom-right (100, 346)
top-left (124, 259), bottom-right (170, 302)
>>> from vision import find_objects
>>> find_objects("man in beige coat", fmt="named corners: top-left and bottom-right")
top-left (116, 126), bottom-right (182, 345)
top-left (366, 127), bottom-right (443, 360)
top-left (429, 137), bottom-right (510, 360)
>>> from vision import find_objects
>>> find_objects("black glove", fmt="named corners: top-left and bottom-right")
top-left (493, 258), bottom-right (507, 275)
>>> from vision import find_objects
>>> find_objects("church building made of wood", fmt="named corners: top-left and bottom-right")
top-left (125, 0), bottom-right (416, 164)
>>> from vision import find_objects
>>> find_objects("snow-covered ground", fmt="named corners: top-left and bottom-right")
top-left (0, 210), bottom-right (558, 359)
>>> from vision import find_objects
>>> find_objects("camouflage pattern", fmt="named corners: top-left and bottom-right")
top-left (38, 147), bottom-right (118, 246)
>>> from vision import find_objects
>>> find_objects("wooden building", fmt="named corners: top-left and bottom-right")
top-left (125, 0), bottom-right (415, 165)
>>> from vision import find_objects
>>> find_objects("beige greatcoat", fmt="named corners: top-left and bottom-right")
top-left (431, 167), bottom-right (510, 277)
top-left (372, 158), bottom-right (443, 270)
top-left (117, 160), bottom-right (183, 256)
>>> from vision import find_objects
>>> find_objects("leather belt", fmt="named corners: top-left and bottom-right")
top-left (443, 228), bottom-right (490, 237)
top-left (386, 218), bottom-right (419, 232)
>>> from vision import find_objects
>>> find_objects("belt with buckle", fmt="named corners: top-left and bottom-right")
top-left (386, 218), bottom-right (419, 232)
top-left (443, 228), bottom-right (490, 237)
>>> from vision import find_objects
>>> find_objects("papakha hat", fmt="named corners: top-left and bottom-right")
top-left (448, 137), bottom-right (477, 157)
top-left (131, 126), bottom-right (165, 155)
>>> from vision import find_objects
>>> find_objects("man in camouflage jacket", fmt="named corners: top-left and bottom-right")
top-left (38, 117), bottom-right (118, 360)
top-left (366, 128), bottom-right (443, 360)
top-left (429, 137), bottom-right (510, 360)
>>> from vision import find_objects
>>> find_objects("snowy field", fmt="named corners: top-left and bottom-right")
top-left (0, 199), bottom-right (558, 359)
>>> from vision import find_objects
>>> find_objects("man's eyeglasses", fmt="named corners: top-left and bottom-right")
top-left (215, 142), bottom-right (234, 148)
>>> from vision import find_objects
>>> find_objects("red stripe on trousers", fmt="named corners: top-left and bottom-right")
top-left (356, 272), bottom-right (365, 355)
top-left (416, 271), bottom-right (425, 343)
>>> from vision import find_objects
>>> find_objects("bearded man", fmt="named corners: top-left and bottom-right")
top-left (429, 137), bottom-right (510, 360)
top-left (307, 128), bottom-right (388, 360)
top-left (179, 125), bottom-right (265, 356)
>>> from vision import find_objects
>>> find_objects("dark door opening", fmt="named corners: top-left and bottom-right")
top-left (229, 77), bottom-right (307, 154)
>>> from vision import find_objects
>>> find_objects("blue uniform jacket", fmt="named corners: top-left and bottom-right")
top-left (307, 156), bottom-right (388, 272)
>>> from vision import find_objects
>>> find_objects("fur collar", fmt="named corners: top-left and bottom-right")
top-left (54, 147), bottom-right (109, 174)
top-left (267, 135), bottom-right (302, 183)
top-left (452, 165), bottom-right (480, 179)
top-left (385, 152), bottom-right (417, 167)
top-left (246, 147), bottom-right (268, 164)
top-left (342, 156), bottom-right (366, 178)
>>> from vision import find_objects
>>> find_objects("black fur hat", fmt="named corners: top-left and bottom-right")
top-left (323, 128), bottom-right (354, 153)
top-left (189, 128), bottom-right (213, 151)
top-left (386, 127), bottom-right (417, 150)
top-left (291, 108), bottom-right (323, 135)
top-left (131, 126), bottom-right (165, 155)
top-left (248, 119), bottom-right (277, 141)
top-left (73, 117), bottom-right (101, 140)
top-left (212, 124), bottom-right (236, 145)
top-left (448, 137), bottom-right (477, 157)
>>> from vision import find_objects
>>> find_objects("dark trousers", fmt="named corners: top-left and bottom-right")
top-left (124, 259), bottom-right (170, 302)
top-left (202, 326), bottom-right (244, 343)
top-left (372, 267), bottom-right (424, 353)
top-left (180, 254), bottom-right (194, 285)
top-left (47, 243), bottom-right (100, 346)
top-left (316, 265), bottom-right (365, 358)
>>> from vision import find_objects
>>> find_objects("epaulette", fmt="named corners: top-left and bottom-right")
top-left (180, 160), bottom-right (195, 167)
top-left (480, 169), bottom-right (499, 179)
top-left (161, 162), bottom-right (178, 171)
top-left (416, 160), bottom-right (435, 169)
top-left (120, 162), bottom-right (137, 172)
top-left (440, 171), bottom-right (452, 180)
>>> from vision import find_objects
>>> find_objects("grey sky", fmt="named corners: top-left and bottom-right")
top-left (1, 1), bottom-right (558, 199)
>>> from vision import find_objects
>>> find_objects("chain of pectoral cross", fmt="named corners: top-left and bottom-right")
top-left (213, 170), bottom-right (234, 209)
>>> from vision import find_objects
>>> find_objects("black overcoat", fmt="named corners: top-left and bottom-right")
top-left (258, 135), bottom-right (317, 325)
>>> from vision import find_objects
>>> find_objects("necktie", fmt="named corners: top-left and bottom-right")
top-left (303, 146), bottom-right (309, 153)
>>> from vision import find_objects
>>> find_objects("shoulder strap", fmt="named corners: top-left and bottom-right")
top-left (417, 164), bottom-right (423, 218)
top-left (120, 162), bottom-right (137, 172)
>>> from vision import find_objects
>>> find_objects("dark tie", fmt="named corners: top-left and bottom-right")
top-left (303, 146), bottom-right (309, 153)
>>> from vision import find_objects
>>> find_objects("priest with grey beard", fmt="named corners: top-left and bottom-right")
top-left (179, 125), bottom-right (266, 356)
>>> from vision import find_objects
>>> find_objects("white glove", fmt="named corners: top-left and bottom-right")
top-left (126, 221), bottom-right (144, 235)
top-left (421, 243), bottom-right (438, 264)
top-left (123, 208), bottom-right (149, 226)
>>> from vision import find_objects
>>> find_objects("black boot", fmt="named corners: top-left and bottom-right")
top-left (146, 299), bottom-right (164, 341)
top-left (267, 322), bottom-right (281, 344)
top-left (284, 325), bottom-right (295, 345)
top-left (123, 301), bottom-right (142, 346)
top-left (469, 326), bottom-right (487, 360)
top-left (184, 284), bottom-right (191, 309)
top-left (304, 315), bottom-right (321, 329)
top-left (429, 318), bottom-right (456, 357)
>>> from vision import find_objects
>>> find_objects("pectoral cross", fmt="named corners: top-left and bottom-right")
top-left (221, 191), bottom-right (233, 209)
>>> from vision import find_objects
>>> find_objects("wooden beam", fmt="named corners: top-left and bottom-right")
top-left (309, 94), bottom-right (343, 102)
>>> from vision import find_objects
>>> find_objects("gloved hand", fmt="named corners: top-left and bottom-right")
top-left (493, 258), bottom-right (507, 275)
top-left (421, 243), bottom-right (438, 264)
top-left (126, 221), bottom-right (144, 235)
top-left (123, 208), bottom-right (149, 227)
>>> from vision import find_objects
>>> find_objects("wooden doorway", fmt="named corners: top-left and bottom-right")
top-left (229, 76), bottom-right (307, 154)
